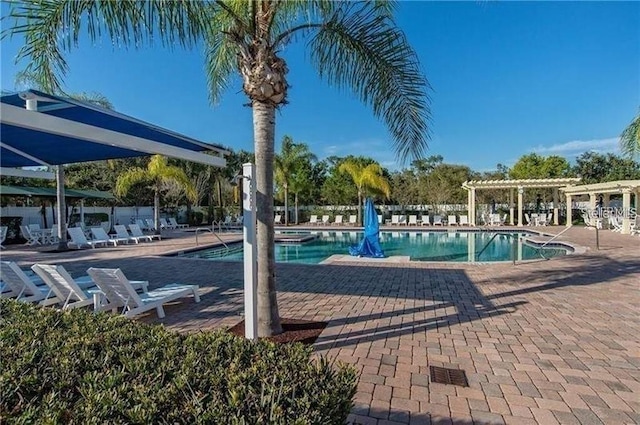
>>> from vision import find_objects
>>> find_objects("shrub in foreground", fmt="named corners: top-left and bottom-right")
top-left (0, 299), bottom-right (357, 424)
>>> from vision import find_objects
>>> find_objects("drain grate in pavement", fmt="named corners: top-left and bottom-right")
top-left (429, 366), bottom-right (468, 387)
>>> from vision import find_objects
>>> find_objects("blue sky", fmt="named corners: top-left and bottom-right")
top-left (1, 1), bottom-right (638, 172)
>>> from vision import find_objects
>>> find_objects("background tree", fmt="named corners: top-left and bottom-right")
top-left (509, 153), bottom-right (571, 179)
top-left (620, 110), bottom-right (640, 158)
top-left (274, 136), bottom-right (316, 225)
top-left (339, 157), bottom-right (391, 225)
top-left (7, 1), bottom-right (430, 337)
top-left (573, 152), bottom-right (640, 184)
top-left (115, 155), bottom-right (196, 234)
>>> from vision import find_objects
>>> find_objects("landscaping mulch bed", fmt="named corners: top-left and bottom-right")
top-left (228, 318), bottom-right (328, 345)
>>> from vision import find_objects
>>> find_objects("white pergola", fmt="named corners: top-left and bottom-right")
top-left (462, 178), bottom-right (581, 226)
top-left (560, 180), bottom-right (640, 234)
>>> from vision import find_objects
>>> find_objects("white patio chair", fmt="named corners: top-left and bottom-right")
top-left (378, 215), bottom-right (383, 225)
top-left (447, 215), bottom-right (458, 226)
top-left (391, 215), bottom-right (400, 225)
top-left (136, 219), bottom-right (150, 231)
top-left (113, 224), bottom-right (144, 244)
top-left (525, 213), bottom-right (532, 226)
top-left (332, 215), bottom-right (343, 226)
top-left (160, 218), bottom-right (173, 230)
top-left (128, 224), bottom-right (161, 241)
top-left (20, 225), bottom-right (40, 246)
top-left (168, 217), bottom-right (188, 229)
top-left (0, 261), bottom-right (57, 305)
top-left (91, 227), bottom-right (128, 246)
top-left (321, 215), bottom-right (330, 225)
top-left (420, 215), bottom-right (431, 226)
top-left (0, 226), bottom-right (7, 249)
top-left (87, 267), bottom-right (200, 319)
top-left (68, 227), bottom-right (108, 249)
top-left (348, 215), bottom-right (357, 226)
top-left (459, 215), bottom-right (469, 226)
top-left (433, 215), bottom-right (443, 226)
top-left (408, 215), bottom-right (418, 226)
top-left (308, 215), bottom-right (318, 225)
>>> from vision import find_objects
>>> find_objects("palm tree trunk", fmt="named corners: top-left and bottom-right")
top-left (253, 101), bottom-right (282, 336)
top-left (153, 187), bottom-right (161, 235)
top-left (295, 192), bottom-right (299, 225)
top-left (284, 185), bottom-right (289, 226)
top-left (358, 190), bottom-right (363, 226)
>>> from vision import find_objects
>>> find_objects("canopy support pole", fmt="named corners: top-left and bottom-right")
top-left (56, 166), bottom-right (68, 250)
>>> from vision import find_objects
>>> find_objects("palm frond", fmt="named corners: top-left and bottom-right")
top-left (4, 0), bottom-right (208, 93)
top-left (161, 166), bottom-right (198, 203)
top-left (620, 110), bottom-right (640, 158)
top-left (310, 2), bottom-right (431, 163)
top-left (115, 168), bottom-right (149, 198)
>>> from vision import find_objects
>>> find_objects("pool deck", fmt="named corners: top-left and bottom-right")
top-left (2, 225), bottom-right (639, 425)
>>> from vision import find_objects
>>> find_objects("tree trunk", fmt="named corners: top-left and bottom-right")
top-left (283, 184), bottom-right (289, 226)
top-left (153, 187), bottom-right (161, 235)
top-left (358, 190), bottom-right (363, 226)
top-left (295, 192), bottom-right (299, 225)
top-left (55, 165), bottom-right (68, 250)
top-left (253, 101), bottom-right (282, 336)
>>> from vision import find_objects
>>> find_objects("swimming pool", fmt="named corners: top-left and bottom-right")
top-left (175, 230), bottom-right (569, 264)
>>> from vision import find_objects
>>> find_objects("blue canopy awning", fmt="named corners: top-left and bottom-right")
top-left (0, 90), bottom-right (227, 168)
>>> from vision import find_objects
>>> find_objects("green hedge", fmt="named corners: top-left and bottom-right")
top-left (0, 300), bottom-right (357, 424)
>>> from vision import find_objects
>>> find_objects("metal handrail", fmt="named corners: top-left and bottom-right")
top-left (195, 227), bottom-right (229, 249)
top-left (475, 232), bottom-right (516, 262)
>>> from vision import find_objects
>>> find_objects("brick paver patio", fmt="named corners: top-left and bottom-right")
top-left (2, 226), bottom-right (639, 424)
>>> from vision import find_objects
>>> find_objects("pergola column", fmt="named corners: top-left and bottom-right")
top-left (622, 189), bottom-right (631, 234)
top-left (565, 194), bottom-right (573, 227)
top-left (553, 188), bottom-right (559, 225)
top-left (467, 187), bottom-right (476, 226)
top-left (509, 188), bottom-right (515, 225)
top-left (602, 193), bottom-right (610, 209)
top-left (589, 192), bottom-right (597, 211)
top-left (517, 186), bottom-right (523, 227)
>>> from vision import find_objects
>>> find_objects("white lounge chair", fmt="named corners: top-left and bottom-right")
top-left (87, 267), bottom-right (200, 319)
top-left (91, 227), bottom-right (129, 246)
top-left (332, 215), bottom-right (343, 226)
top-left (145, 219), bottom-right (159, 232)
top-left (308, 215), bottom-right (319, 225)
top-left (408, 215), bottom-right (418, 226)
top-left (169, 217), bottom-right (188, 229)
top-left (68, 227), bottom-right (108, 249)
top-left (274, 214), bottom-right (282, 224)
top-left (128, 224), bottom-right (161, 241)
top-left (321, 215), bottom-right (330, 225)
top-left (433, 215), bottom-right (443, 226)
top-left (420, 215), bottom-right (431, 226)
top-left (160, 218), bottom-right (173, 230)
top-left (32, 263), bottom-right (148, 310)
top-left (378, 215), bottom-right (383, 225)
top-left (113, 225), bottom-right (144, 244)
top-left (348, 215), bottom-right (357, 226)
top-left (0, 226), bottom-right (7, 249)
top-left (391, 215), bottom-right (400, 225)
top-left (459, 215), bottom-right (469, 226)
top-left (447, 215), bottom-right (458, 226)
top-left (0, 261), bottom-right (57, 305)
top-left (136, 219), bottom-right (150, 231)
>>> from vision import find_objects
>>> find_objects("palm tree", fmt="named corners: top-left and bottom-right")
top-left (115, 155), bottom-right (197, 234)
top-left (274, 136), bottom-right (316, 226)
top-left (620, 110), bottom-right (640, 159)
top-left (7, 1), bottom-right (430, 337)
top-left (339, 159), bottom-right (391, 225)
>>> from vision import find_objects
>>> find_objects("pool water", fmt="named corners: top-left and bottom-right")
top-left (175, 231), bottom-right (568, 264)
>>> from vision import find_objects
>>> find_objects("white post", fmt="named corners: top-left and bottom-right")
top-left (622, 190), bottom-right (631, 235)
top-left (470, 188), bottom-right (476, 226)
top-left (553, 188), bottom-right (559, 225)
top-left (242, 163), bottom-right (258, 340)
top-left (517, 186), bottom-right (524, 227)
top-left (80, 199), bottom-right (85, 226)
top-left (565, 194), bottom-right (573, 228)
top-left (509, 188), bottom-right (515, 225)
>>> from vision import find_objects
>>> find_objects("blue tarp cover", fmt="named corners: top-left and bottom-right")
top-left (349, 197), bottom-right (385, 258)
